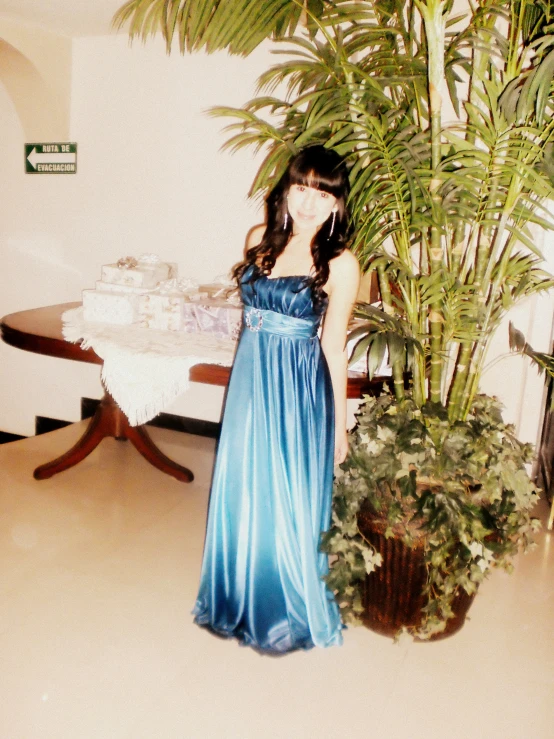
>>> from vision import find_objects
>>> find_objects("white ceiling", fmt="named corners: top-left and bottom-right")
top-left (0, 0), bottom-right (128, 37)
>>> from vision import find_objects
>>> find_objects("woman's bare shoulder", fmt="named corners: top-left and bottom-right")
top-left (328, 249), bottom-right (360, 288)
top-left (246, 224), bottom-right (266, 249)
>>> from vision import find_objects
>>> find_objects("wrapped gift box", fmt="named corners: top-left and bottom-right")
top-left (82, 289), bottom-right (140, 325)
top-left (101, 255), bottom-right (176, 289)
top-left (138, 293), bottom-right (185, 332)
top-left (95, 280), bottom-right (152, 295)
top-left (198, 283), bottom-right (238, 300)
top-left (181, 303), bottom-right (199, 333)
top-left (182, 299), bottom-right (242, 339)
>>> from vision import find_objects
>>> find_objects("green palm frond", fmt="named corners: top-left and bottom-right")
top-left (115, 0), bottom-right (554, 417)
top-left (349, 302), bottom-right (424, 376)
top-left (509, 320), bottom-right (554, 388)
top-left (114, 0), bottom-right (311, 55)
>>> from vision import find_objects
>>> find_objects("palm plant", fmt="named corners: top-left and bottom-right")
top-left (115, 0), bottom-right (554, 636)
top-left (116, 0), bottom-right (554, 417)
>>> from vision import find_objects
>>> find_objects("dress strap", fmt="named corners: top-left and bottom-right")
top-left (243, 306), bottom-right (317, 339)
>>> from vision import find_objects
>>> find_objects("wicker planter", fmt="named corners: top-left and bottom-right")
top-left (357, 504), bottom-right (477, 640)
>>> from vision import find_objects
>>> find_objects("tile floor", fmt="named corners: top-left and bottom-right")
top-left (0, 421), bottom-right (553, 739)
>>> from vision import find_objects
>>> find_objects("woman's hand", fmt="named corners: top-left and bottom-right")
top-left (334, 428), bottom-right (349, 465)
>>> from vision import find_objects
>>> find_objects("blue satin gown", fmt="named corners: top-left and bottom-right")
top-left (192, 267), bottom-right (343, 653)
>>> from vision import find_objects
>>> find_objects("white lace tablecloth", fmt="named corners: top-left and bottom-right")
top-left (62, 307), bottom-right (238, 426)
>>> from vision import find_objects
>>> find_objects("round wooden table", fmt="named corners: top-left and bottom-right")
top-left (1, 303), bottom-right (381, 483)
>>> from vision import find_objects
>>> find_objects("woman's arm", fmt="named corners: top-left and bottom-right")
top-left (320, 250), bottom-right (361, 464)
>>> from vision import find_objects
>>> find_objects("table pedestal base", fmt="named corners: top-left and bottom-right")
top-left (33, 393), bottom-right (194, 483)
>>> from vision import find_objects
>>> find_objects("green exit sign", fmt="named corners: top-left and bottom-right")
top-left (25, 143), bottom-right (77, 174)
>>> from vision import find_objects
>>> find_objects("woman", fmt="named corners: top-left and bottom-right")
top-left (193, 146), bottom-right (360, 653)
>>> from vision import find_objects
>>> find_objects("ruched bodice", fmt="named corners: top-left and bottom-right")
top-left (193, 268), bottom-right (342, 653)
top-left (241, 268), bottom-right (326, 324)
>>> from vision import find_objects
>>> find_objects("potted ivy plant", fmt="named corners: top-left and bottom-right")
top-left (115, 0), bottom-right (554, 638)
top-left (324, 389), bottom-right (540, 638)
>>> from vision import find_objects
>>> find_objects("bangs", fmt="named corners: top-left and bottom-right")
top-left (288, 162), bottom-right (346, 199)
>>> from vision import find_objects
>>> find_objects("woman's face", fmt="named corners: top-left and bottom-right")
top-left (286, 184), bottom-right (337, 234)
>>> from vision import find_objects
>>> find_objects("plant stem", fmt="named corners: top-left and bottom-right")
top-left (377, 263), bottom-right (406, 402)
top-left (418, 0), bottom-right (447, 404)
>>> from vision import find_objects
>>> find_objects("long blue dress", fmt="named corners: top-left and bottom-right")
top-left (192, 267), bottom-right (343, 653)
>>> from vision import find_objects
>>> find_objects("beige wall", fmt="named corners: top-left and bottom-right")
top-left (0, 27), bottom-right (272, 436)
top-left (0, 20), bottom-right (552, 448)
top-left (0, 17), bottom-right (71, 139)
top-left (480, 228), bottom-right (554, 447)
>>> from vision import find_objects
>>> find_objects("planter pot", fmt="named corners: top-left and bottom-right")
top-left (357, 505), bottom-right (477, 641)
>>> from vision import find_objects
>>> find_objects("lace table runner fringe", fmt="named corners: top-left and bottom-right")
top-left (62, 307), bottom-right (237, 426)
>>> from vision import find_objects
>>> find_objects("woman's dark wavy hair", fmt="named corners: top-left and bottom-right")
top-left (233, 145), bottom-right (351, 309)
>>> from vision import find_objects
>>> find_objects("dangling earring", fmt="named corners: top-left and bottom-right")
top-left (283, 212), bottom-right (289, 230)
top-left (328, 210), bottom-right (337, 239)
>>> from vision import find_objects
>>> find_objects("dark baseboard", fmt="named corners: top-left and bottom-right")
top-left (1, 400), bottom-right (221, 445)
top-left (35, 416), bottom-right (72, 436)
top-left (148, 412), bottom-right (221, 439)
top-left (82, 397), bottom-right (221, 439)
top-left (0, 430), bottom-right (26, 444)
top-left (81, 397), bottom-right (98, 420)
